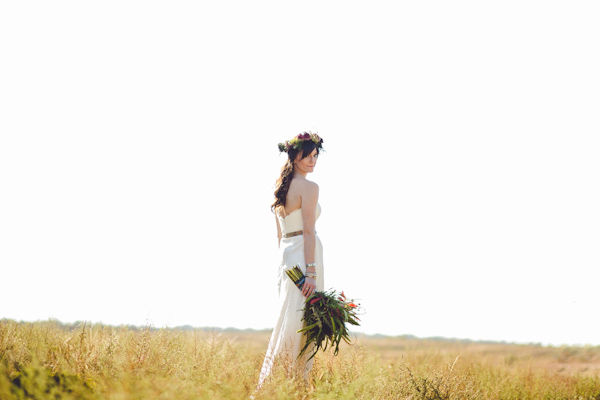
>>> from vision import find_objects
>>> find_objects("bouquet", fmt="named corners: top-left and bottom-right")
top-left (285, 265), bottom-right (361, 361)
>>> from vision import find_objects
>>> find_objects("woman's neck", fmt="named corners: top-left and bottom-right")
top-left (293, 168), bottom-right (308, 179)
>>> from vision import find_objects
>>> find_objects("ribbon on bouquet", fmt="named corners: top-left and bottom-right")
top-left (285, 265), bottom-right (306, 290)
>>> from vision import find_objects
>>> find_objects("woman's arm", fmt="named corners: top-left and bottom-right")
top-left (300, 181), bottom-right (319, 297)
top-left (275, 213), bottom-right (282, 248)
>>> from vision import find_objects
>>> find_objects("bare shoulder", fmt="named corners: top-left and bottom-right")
top-left (298, 179), bottom-right (319, 201)
top-left (298, 178), bottom-right (319, 193)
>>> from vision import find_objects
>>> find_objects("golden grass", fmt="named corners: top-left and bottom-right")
top-left (1, 319), bottom-right (599, 399)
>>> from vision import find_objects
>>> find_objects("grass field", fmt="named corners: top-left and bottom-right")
top-left (1, 319), bottom-right (599, 399)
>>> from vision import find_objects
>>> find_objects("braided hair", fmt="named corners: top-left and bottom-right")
top-left (271, 140), bottom-right (319, 216)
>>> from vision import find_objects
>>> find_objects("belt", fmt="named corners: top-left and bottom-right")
top-left (282, 230), bottom-right (316, 238)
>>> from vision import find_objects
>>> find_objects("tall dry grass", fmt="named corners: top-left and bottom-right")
top-left (1, 319), bottom-right (599, 399)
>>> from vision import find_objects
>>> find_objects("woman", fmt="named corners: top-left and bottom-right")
top-left (258, 132), bottom-right (325, 387)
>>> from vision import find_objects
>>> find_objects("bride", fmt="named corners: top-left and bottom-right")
top-left (258, 132), bottom-right (325, 387)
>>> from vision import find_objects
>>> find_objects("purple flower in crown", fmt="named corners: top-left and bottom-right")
top-left (303, 132), bottom-right (310, 139)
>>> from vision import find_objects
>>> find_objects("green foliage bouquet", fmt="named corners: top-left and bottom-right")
top-left (285, 265), bottom-right (362, 361)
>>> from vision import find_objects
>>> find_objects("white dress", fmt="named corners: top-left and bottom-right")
top-left (258, 203), bottom-right (324, 386)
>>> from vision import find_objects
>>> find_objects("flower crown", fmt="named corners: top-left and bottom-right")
top-left (278, 132), bottom-right (324, 153)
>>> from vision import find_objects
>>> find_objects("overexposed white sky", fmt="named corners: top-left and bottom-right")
top-left (1, 1), bottom-right (599, 346)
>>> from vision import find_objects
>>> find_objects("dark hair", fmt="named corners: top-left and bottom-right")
top-left (271, 140), bottom-right (320, 216)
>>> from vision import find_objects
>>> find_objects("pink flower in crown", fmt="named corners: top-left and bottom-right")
top-left (303, 132), bottom-right (310, 139)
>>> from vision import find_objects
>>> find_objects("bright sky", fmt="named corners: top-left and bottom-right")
top-left (1, 1), bottom-right (599, 346)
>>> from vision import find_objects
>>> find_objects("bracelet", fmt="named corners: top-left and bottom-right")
top-left (306, 263), bottom-right (316, 268)
top-left (305, 273), bottom-right (317, 278)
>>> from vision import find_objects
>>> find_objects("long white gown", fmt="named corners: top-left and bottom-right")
top-left (258, 203), bottom-right (324, 386)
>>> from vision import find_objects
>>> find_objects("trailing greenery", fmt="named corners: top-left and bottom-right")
top-left (286, 266), bottom-right (362, 361)
top-left (298, 289), bottom-right (361, 361)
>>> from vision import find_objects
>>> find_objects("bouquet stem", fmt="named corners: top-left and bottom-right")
top-left (285, 265), bottom-right (306, 290)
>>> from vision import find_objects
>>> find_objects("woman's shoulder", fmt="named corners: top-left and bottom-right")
top-left (292, 178), bottom-right (319, 192)
top-left (298, 180), bottom-right (319, 202)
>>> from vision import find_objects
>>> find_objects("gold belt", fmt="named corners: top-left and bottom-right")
top-left (283, 230), bottom-right (316, 238)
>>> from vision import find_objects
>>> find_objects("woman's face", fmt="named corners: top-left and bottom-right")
top-left (295, 148), bottom-right (318, 174)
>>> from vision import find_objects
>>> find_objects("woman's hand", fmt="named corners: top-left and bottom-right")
top-left (302, 277), bottom-right (316, 298)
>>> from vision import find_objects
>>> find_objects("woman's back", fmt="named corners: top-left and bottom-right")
top-left (280, 177), bottom-right (314, 217)
top-left (277, 202), bottom-right (321, 234)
